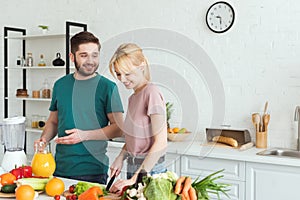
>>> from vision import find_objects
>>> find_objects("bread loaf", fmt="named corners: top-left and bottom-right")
top-left (212, 136), bottom-right (238, 147)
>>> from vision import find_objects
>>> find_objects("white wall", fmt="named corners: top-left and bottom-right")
top-left (0, 0), bottom-right (300, 157)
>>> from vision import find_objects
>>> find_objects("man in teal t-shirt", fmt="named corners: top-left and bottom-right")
top-left (36, 31), bottom-right (123, 184)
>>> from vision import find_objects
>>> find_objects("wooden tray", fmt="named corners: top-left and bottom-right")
top-left (63, 190), bottom-right (120, 200)
top-left (0, 190), bottom-right (43, 198)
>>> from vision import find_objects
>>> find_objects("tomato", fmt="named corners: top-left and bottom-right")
top-left (71, 194), bottom-right (77, 200)
top-left (54, 195), bottom-right (60, 200)
top-left (120, 186), bottom-right (129, 196)
top-left (69, 185), bottom-right (76, 193)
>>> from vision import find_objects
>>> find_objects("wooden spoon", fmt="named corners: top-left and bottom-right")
top-left (252, 113), bottom-right (261, 133)
top-left (263, 101), bottom-right (268, 115)
top-left (262, 101), bottom-right (269, 131)
top-left (263, 114), bottom-right (270, 131)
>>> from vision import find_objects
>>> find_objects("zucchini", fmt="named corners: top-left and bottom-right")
top-left (1, 183), bottom-right (17, 193)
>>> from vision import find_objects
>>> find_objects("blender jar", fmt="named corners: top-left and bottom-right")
top-left (1, 116), bottom-right (26, 151)
top-left (0, 116), bottom-right (27, 171)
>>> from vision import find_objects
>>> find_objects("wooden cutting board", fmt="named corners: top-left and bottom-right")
top-left (0, 190), bottom-right (43, 198)
top-left (63, 190), bottom-right (121, 200)
top-left (203, 142), bottom-right (254, 151)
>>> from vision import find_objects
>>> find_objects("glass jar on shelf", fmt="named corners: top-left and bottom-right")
top-left (26, 52), bottom-right (33, 67)
top-left (42, 79), bottom-right (51, 98)
top-left (38, 116), bottom-right (47, 129)
top-left (38, 54), bottom-right (46, 67)
top-left (31, 115), bottom-right (39, 128)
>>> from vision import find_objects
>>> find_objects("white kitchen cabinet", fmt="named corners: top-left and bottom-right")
top-left (181, 155), bottom-right (245, 200)
top-left (246, 162), bottom-right (300, 200)
top-left (165, 152), bottom-right (181, 176)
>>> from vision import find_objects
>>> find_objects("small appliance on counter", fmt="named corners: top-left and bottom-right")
top-left (206, 127), bottom-right (252, 148)
top-left (0, 116), bottom-right (27, 171)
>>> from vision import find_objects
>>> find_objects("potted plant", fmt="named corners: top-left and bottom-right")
top-left (166, 102), bottom-right (174, 129)
top-left (38, 25), bottom-right (49, 34)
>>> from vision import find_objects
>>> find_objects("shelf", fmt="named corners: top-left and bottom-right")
top-left (5, 34), bottom-right (66, 40)
top-left (13, 97), bottom-right (52, 102)
top-left (5, 66), bottom-right (75, 69)
top-left (26, 127), bottom-right (43, 133)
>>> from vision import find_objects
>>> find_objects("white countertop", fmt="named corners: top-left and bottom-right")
top-left (108, 141), bottom-right (300, 167)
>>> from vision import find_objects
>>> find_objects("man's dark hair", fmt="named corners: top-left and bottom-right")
top-left (70, 31), bottom-right (101, 54)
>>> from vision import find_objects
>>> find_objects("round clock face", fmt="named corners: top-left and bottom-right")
top-left (206, 1), bottom-right (235, 33)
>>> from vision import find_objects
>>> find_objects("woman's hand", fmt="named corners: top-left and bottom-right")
top-left (55, 128), bottom-right (85, 144)
top-left (109, 178), bottom-right (135, 194)
top-left (110, 155), bottom-right (124, 178)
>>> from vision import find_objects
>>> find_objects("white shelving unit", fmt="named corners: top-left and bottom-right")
top-left (3, 22), bottom-right (87, 154)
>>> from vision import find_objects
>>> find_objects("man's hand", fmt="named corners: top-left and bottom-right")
top-left (55, 128), bottom-right (86, 144)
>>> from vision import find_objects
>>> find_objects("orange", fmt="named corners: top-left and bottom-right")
top-left (167, 128), bottom-right (173, 133)
top-left (172, 127), bottom-right (180, 133)
top-left (0, 172), bottom-right (16, 185)
top-left (15, 185), bottom-right (35, 200)
top-left (45, 177), bottom-right (65, 197)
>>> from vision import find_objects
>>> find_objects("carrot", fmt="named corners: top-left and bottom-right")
top-left (182, 191), bottom-right (190, 200)
top-left (188, 187), bottom-right (197, 200)
top-left (182, 176), bottom-right (192, 194)
top-left (175, 176), bottom-right (186, 194)
top-left (180, 194), bottom-right (187, 200)
top-left (181, 176), bottom-right (192, 200)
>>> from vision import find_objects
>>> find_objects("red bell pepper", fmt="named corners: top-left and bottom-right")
top-left (9, 165), bottom-right (32, 179)
top-left (21, 165), bottom-right (32, 178)
top-left (10, 166), bottom-right (23, 179)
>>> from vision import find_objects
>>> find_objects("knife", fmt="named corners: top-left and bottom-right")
top-left (105, 174), bottom-right (116, 191)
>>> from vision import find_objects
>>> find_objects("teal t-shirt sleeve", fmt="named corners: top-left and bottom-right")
top-left (49, 82), bottom-right (58, 111)
top-left (107, 83), bottom-right (123, 113)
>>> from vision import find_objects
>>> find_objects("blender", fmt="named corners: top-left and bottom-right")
top-left (0, 116), bottom-right (27, 171)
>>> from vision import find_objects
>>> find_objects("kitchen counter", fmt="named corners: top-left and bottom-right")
top-left (109, 140), bottom-right (300, 167)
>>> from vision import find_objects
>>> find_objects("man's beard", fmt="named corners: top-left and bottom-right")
top-left (74, 56), bottom-right (99, 76)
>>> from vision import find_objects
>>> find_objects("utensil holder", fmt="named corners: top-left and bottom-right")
top-left (256, 131), bottom-right (267, 148)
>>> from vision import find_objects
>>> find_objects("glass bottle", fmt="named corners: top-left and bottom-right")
top-left (16, 56), bottom-right (21, 66)
top-left (38, 54), bottom-right (46, 66)
top-left (31, 114), bottom-right (39, 128)
top-left (31, 141), bottom-right (56, 177)
top-left (38, 116), bottom-right (47, 129)
top-left (42, 79), bottom-right (51, 98)
top-left (26, 52), bottom-right (33, 67)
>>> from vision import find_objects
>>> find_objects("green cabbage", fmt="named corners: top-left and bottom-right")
top-left (143, 175), bottom-right (177, 200)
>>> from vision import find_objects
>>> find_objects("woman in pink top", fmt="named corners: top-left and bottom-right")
top-left (108, 43), bottom-right (168, 193)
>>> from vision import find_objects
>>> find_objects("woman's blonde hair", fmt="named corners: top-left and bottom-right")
top-left (109, 43), bottom-right (150, 81)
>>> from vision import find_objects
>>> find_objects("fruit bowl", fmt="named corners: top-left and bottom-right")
top-left (167, 132), bottom-right (191, 142)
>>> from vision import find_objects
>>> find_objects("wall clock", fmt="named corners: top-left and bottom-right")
top-left (206, 1), bottom-right (235, 33)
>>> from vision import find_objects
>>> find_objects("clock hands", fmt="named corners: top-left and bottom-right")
top-left (216, 15), bottom-right (222, 25)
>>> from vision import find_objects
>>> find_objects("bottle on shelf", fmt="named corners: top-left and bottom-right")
top-left (16, 56), bottom-right (21, 66)
top-left (26, 52), bottom-right (33, 67)
top-left (31, 115), bottom-right (39, 128)
top-left (38, 54), bottom-right (46, 67)
top-left (42, 79), bottom-right (51, 98)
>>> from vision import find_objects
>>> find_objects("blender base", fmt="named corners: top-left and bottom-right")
top-left (1, 150), bottom-right (27, 172)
